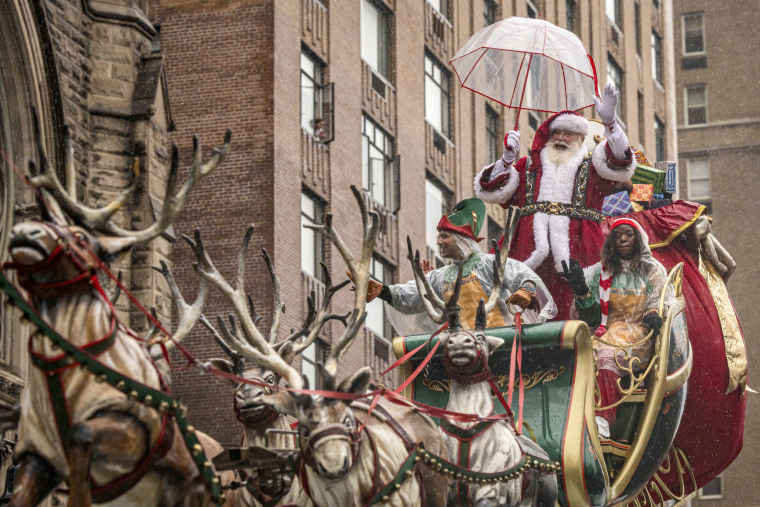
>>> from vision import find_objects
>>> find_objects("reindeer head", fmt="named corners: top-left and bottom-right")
top-left (262, 366), bottom-right (372, 481)
top-left (439, 300), bottom-right (504, 384)
top-left (8, 222), bottom-right (135, 295)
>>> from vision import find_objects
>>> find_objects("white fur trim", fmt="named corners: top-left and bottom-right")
top-left (592, 139), bottom-right (636, 182)
top-left (548, 215), bottom-right (571, 272)
top-left (474, 163), bottom-right (519, 204)
top-left (523, 212), bottom-right (550, 270)
top-left (550, 113), bottom-right (589, 136)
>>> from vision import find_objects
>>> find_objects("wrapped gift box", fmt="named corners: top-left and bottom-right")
top-left (630, 184), bottom-right (654, 203)
top-left (632, 164), bottom-right (666, 193)
top-left (603, 191), bottom-right (633, 217)
top-left (630, 146), bottom-right (652, 167)
top-left (655, 161), bottom-right (678, 194)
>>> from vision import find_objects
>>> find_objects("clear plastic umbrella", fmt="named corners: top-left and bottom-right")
top-left (451, 17), bottom-right (598, 129)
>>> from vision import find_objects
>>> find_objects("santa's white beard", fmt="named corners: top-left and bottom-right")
top-left (545, 139), bottom-right (584, 167)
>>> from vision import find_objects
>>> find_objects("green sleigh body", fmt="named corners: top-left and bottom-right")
top-left (392, 265), bottom-right (691, 506)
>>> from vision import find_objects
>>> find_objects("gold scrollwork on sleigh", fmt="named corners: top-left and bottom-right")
top-left (421, 366), bottom-right (566, 394)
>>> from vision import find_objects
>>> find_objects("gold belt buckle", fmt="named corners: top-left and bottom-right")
top-left (547, 202), bottom-right (563, 215)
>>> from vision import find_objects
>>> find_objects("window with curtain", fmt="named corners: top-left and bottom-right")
top-left (687, 158), bottom-right (710, 201)
top-left (424, 53), bottom-right (450, 137)
top-left (362, 115), bottom-right (395, 209)
top-left (361, 0), bottom-right (391, 80)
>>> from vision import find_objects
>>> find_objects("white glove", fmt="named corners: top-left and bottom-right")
top-left (592, 82), bottom-right (618, 126)
top-left (503, 130), bottom-right (520, 164)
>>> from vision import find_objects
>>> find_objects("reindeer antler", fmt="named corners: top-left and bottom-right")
top-left (483, 206), bottom-right (520, 314)
top-left (189, 225), bottom-right (305, 390)
top-left (29, 106), bottom-right (231, 248)
top-left (406, 236), bottom-right (447, 323)
top-left (307, 186), bottom-right (379, 382)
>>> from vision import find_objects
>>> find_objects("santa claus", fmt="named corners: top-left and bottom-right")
top-left (474, 83), bottom-right (635, 319)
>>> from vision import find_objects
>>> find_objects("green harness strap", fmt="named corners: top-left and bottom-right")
top-left (439, 419), bottom-right (497, 506)
top-left (0, 272), bottom-right (223, 505)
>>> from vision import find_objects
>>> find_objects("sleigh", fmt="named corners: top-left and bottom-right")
top-left (392, 263), bottom-right (692, 506)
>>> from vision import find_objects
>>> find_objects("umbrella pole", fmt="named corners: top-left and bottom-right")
top-left (513, 54), bottom-right (533, 131)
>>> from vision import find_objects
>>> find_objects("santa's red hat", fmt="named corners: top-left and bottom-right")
top-left (549, 111), bottom-right (589, 136)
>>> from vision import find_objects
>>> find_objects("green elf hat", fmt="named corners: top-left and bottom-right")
top-left (436, 197), bottom-right (486, 242)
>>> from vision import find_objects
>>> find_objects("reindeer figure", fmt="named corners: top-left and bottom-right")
top-left (5, 115), bottom-right (231, 507)
top-left (200, 256), bottom-right (348, 507)
top-left (188, 187), bottom-right (449, 506)
top-left (406, 214), bottom-right (558, 507)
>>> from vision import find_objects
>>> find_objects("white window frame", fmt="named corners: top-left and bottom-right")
top-left (424, 53), bottom-right (451, 138)
top-left (300, 51), bottom-right (324, 135)
top-left (607, 55), bottom-right (624, 125)
top-left (651, 30), bottom-right (663, 85)
top-left (301, 191), bottom-right (324, 280)
top-left (302, 339), bottom-right (327, 389)
top-left (366, 256), bottom-right (394, 339)
top-left (698, 473), bottom-right (723, 500)
top-left (686, 158), bottom-right (711, 201)
top-left (425, 178), bottom-right (447, 252)
top-left (682, 12), bottom-right (706, 56)
top-left (684, 84), bottom-right (707, 126)
top-left (361, 0), bottom-right (391, 80)
top-left (605, 0), bottom-right (621, 28)
top-left (362, 114), bottom-right (395, 209)
top-left (427, 0), bottom-right (449, 20)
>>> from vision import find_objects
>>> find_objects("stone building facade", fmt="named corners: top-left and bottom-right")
top-left (0, 0), bottom-right (176, 496)
top-left (673, 0), bottom-right (760, 504)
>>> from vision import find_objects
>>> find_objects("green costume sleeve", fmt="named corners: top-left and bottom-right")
top-left (575, 264), bottom-right (602, 328)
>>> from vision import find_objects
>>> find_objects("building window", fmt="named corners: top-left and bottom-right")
top-left (427, 0), bottom-right (449, 20)
top-left (605, 0), bottom-right (621, 28)
top-left (528, 111), bottom-right (540, 131)
top-left (484, 0), bottom-right (497, 26)
top-left (361, 0), bottom-right (391, 80)
top-left (526, 0), bottom-right (538, 19)
top-left (698, 473), bottom-right (723, 500)
top-left (425, 178), bottom-right (447, 251)
top-left (366, 257), bottom-right (394, 339)
top-left (302, 339), bottom-right (327, 389)
top-left (654, 115), bottom-right (665, 162)
top-left (566, 0), bottom-right (577, 34)
top-left (362, 115), bottom-right (395, 209)
top-left (652, 0), bottom-right (660, 10)
top-left (301, 191), bottom-right (325, 280)
top-left (634, 3), bottom-right (642, 56)
top-left (486, 105), bottom-right (500, 164)
top-left (683, 12), bottom-right (705, 55)
top-left (301, 51), bottom-right (324, 135)
top-left (651, 31), bottom-right (663, 85)
top-left (424, 53), bottom-right (450, 137)
top-left (685, 85), bottom-right (707, 125)
top-left (607, 55), bottom-right (624, 124)
top-left (687, 158), bottom-right (710, 201)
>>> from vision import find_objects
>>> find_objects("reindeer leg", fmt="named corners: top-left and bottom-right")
top-left (66, 412), bottom-right (149, 507)
top-left (8, 452), bottom-right (60, 507)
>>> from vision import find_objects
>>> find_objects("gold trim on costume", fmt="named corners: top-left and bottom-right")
top-left (648, 205), bottom-right (705, 249)
top-left (699, 254), bottom-right (748, 393)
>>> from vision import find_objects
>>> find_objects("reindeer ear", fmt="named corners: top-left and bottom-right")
top-left (261, 392), bottom-right (297, 417)
top-left (97, 236), bottom-right (137, 261)
top-left (207, 359), bottom-right (238, 387)
top-left (438, 332), bottom-right (450, 348)
top-left (338, 367), bottom-right (372, 395)
top-left (485, 335), bottom-right (504, 354)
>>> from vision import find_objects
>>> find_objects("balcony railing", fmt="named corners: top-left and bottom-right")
top-left (424, 1), bottom-right (454, 62)
top-left (302, 128), bottom-right (330, 198)
top-left (301, 0), bottom-right (328, 61)
top-left (425, 122), bottom-right (455, 189)
top-left (361, 62), bottom-right (396, 136)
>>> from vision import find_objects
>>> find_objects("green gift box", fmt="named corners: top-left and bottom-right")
top-left (632, 164), bottom-right (666, 193)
